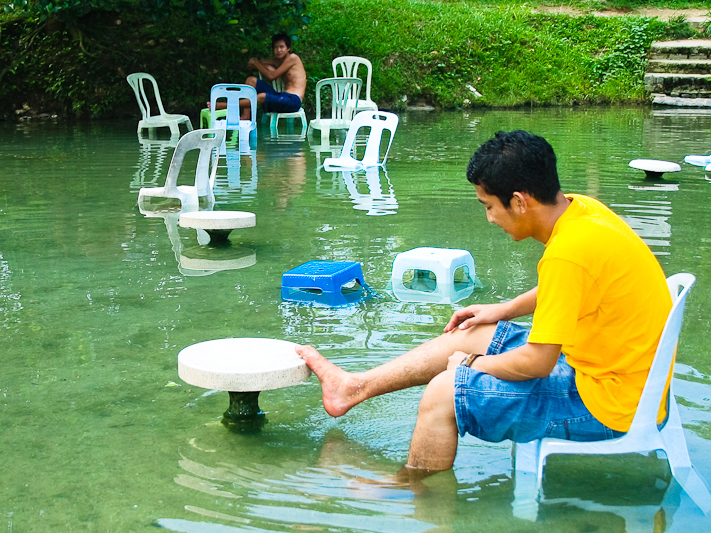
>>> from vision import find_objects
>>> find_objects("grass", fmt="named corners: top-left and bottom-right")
top-left (0, 0), bottom-right (707, 118)
top-left (301, 0), bottom-right (701, 108)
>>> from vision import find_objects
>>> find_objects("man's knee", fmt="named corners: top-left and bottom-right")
top-left (245, 76), bottom-right (257, 87)
top-left (418, 370), bottom-right (456, 419)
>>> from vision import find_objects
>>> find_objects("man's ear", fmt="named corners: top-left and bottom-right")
top-left (511, 192), bottom-right (527, 213)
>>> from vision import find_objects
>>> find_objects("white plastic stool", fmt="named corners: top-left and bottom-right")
top-left (391, 247), bottom-right (475, 290)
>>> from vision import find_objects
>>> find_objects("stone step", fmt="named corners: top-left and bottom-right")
top-left (652, 94), bottom-right (711, 108)
top-left (648, 59), bottom-right (711, 75)
top-left (649, 40), bottom-right (711, 61)
top-left (644, 73), bottom-right (711, 98)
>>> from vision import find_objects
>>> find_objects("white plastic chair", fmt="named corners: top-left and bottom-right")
top-left (209, 84), bottom-right (257, 154)
top-left (127, 73), bottom-right (193, 137)
top-left (332, 56), bottom-right (378, 116)
top-left (308, 77), bottom-right (362, 146)
top-left (137, 129), bottom-right (225, 210)
top-left (513, 273), bottom-right (711, 519)
top-left (323, 111), bottom-right (399, 170)
top-left (260, 75), bottom-right (308, 134)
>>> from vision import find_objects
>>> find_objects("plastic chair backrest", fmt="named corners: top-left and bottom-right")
top-left (628, 272), bottom-right (694, 434)
top-left (163, 129), bottom-right (224, 197)
top-left (209, 84), bottom-right (257, 129)
top-left (315, 78), bottom-right (362, 123)
top-left (332, 56), bottom-right (373, 102)
top-left (338, 111), bottom-right (399, 168)
top-left (270, 77), bottom-right (286, 92)
top-left (127, 73), bottom-right (167, 119)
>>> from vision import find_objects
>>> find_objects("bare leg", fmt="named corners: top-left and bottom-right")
top-left (239, 76), bottom-right (261, 120)
top-left (240, 93), bottom-right (266, 121)
top-left (405, 369), bottom-right (458, 471)
top-left (297, 323), bottom-right (496, 417)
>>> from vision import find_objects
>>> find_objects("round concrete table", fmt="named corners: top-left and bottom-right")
top-left (629, 159), bottom-right (681, 180)
top-left (179, 211), bottom-right (256, 243)
top-left (178, 338), bottom-right (310, 430)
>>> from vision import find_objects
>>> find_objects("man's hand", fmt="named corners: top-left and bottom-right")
top-left (444, 302), bottom-right (510, 333)
top-left (247, 57), bottom-right (258, 68)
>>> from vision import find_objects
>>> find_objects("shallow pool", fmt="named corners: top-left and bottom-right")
top-left (1, 107), bottom-right (711, 531)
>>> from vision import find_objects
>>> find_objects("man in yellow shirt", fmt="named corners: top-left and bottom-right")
top-left (297, 130), bottom-right (671, 477)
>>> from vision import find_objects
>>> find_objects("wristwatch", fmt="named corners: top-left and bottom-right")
top-left (462, 353), bottom-right (484, 367)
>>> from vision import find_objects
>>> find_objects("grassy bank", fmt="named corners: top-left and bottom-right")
top-left (0, 0), bottom-right (706, 120)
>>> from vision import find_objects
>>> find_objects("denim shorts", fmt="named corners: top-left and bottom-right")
top-left (255, 79), bottom-right (302, 113)
top-left (454, 321), bottom-right (626, 443)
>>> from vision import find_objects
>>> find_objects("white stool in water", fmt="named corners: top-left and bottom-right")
top-left (391, 247), bottom-right (475, 291)
top-left (629, 159), bottom-right (681, 179)
top-left (179, 211), bottom-right (255, 244)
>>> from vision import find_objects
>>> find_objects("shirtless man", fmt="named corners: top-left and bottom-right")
top-left (241, 33), bottom-right (306, 120)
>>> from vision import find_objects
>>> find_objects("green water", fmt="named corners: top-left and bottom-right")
top-left (2, 108), bottom-right (711, 531)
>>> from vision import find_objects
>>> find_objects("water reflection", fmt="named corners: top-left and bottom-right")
top-left (215, 149), bottom-right (259, 203)
top-left (138, 205), bottom-right (256, 276)
top-left (130, 136), bottom-right (178, 194)
top-left (316, 167), bottom-right (399, 216)
top-left (161, 426), bottom-right (702, 533)
top-left (0, 251), bottom-right (21, 330)
top-left (613, 200), bottom-right (672, 256)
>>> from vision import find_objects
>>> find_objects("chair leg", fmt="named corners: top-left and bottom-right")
top-left (512, 441), bottom-right (541, 521)
top-left (668, 465), bottom-right (711, 515)
top-left (270, 114), bottom-right (279, 132)
top-left (169, 122), bottom-right (180, 136)
top-left (321, 126), bottom-right (330, 146)
top-left (661, 402), bottom-right (711, 515)
top-left (185, 119), bottom-right (194, 132)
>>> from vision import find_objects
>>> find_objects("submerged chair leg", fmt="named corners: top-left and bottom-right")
top-left (669, 465), bottom-right (711, 514)
top-left (512, 441), bottom-right (541, 521)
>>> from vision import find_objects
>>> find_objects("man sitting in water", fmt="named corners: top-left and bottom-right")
top-left (240, 33), bottom-right (306, 121)
top-left (208, 34), bottom-right (305, 120)
top-left (297, 130), bottom-right (671, 479)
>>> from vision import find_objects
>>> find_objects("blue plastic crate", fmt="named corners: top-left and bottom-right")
top-left (281, 261), bottom-right (364, 294)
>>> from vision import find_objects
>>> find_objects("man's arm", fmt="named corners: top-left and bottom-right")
top-left (470, 341), bottom-right (561, 381)
top-left (248, 55), bottom-right (297, 81)
top-left (444, 287), bottom-right (537, 332)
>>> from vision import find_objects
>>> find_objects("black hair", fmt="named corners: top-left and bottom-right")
top-left (466, 130), bottom-right (560, 207)
top-left (272, 33), bottom-right (292, 50)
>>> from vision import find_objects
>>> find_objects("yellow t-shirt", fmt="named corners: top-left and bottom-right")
top-left (528, 194), bottom-right (671, 432)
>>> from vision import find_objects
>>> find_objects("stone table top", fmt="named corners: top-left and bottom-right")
top-left (179, 211), bottom-right (256, 231)
top-left (178, 338), bottom-right (311, 391)
top-left (629, 159), bottom-right (681, 173)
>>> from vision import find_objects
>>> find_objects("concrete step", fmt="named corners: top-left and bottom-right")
top-left (649, 40), bottom-right (711, 61)
top-left (648, 59), bottom-right (711, 75)
top-left (644, 73), bottom-right (711, 98)
top-left (652, 94), bottom-right (711, 108)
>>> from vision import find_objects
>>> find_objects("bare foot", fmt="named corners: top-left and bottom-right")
top-left (296, 345), bottom-right (364, 417)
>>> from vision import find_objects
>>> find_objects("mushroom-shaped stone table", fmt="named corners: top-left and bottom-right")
top-left (179, 211), bottom-right (256, 244)
top-left (178, 338), bottom-right (310, 429)
top-left (629, 159), bottom-right (681, 180)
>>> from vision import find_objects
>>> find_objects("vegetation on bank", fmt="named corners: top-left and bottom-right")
top-left (0, 0), bottom-right (708, 120)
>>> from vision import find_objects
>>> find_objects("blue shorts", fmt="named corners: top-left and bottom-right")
top-left (255, 79), bottom-right (302, 113)
top-left (454, 321), bottom-right (626, 443)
